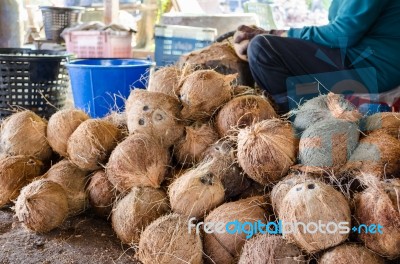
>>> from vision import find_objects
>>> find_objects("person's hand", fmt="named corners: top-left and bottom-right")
top-left (233, 25), bottom-right (268, 61)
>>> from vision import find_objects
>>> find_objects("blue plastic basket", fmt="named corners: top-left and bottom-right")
top-left (67, 59), bottom-right (155, 118)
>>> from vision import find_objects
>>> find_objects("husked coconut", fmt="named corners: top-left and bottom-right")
top-left (138, 213), bottom-right (203, 264)
top-left (319, 243), bottom-right (384, 264)
top-left (126, 89), bottom-right (184, 147)
top-left (106, 133), bottom-right (169, 193)
top-left (0, 155), bottom-right (43, 208)
top-left (102, 111), bottom-right (127, 131)
top-left (0, 110), bottom-right (52, 160)
top-left (362, 112), bottom-right (400, 139)
top-left (15, 179), bottom-right (69, 233)
top-left (67, 119), bottom-right (122, 171)
top-left (237, 119), bottom-right (298, 185)
top-left (87, 170), bottom-right (116, 218)
top-left (47, 109), bottom-right (89, 157)
top-left (147, 66), bottom-right (182, 97)
top-left (111, 187), bottom-right (169, 245)
top-left (216, 95), bottom-right (277, 137)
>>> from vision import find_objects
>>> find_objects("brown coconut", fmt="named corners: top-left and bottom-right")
top-left (138, 213), bottom-right (203, 264)
top-left (67, 119), bottom-right (122, 171)
top-left (87, 170), bottom-right (116, 218)
top-left (44, 159), bottom-right (88, 215)
top-left (238, 234), bottom-right (306, 264)
top-left (237, 119), bottom-right (298, 185)
top-left (15, 179), bottom-right (69, 233)
top-left (216, 95), bottom-right (277, 137)
top-left (168, 160), bottom-right (225, 219)
top-left (354, 178), bottom-right (400, 259)
top-left (147, 66), bottom-right (182, 97)
top-left (179, 70), bottom-right (235, 120)
top-left (111, 187), bottom-right (169, 245)
top-left (343, 131), bottom-right (400, 178)
top-left (362, 112), bottom-right (400, 139)
top-left (319, 243), bottom-right (384, 264)
top-left (174, 122), bottom-right (219, 165)
top-left (0, 155), bottom-right (44, 208)
top-left (202, 140), bottom-right (252, 199)
top-left (125, 89), bottom-right (184, 147)
top-left (0, 110), bottom-right (52, 160)
top-left (102, 111), bottom-right (127, 131)
top-left (106, 133), bottom-right (169, 193)
top-left (204, 196), bottom-right (268, 264)
top-left (278, 179), bottom-right (351, 253)
top-left (47, 109), bottom-right (90, 157)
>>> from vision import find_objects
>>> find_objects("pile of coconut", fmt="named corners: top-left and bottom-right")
top-left (0, 65), bottom-right (400, 264)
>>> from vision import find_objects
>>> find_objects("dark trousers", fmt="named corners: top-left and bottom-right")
top-left (247, 35), bottom-right (358, 114)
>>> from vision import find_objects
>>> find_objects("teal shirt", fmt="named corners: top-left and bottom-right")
top-left (288, 0), bottom-right (400, 92)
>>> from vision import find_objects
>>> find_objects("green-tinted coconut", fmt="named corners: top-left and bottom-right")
top-left (361, 112), bottom-right (400, 139)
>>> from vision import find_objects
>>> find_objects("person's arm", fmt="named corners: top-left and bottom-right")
top-left (288, 0), bottom-right (390, 48)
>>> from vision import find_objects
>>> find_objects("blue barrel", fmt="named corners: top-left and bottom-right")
top-left (67, 59), bottom-right (155, 118)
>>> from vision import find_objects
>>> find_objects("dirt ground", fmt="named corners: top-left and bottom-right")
top-left (0, 207), bottom-right (139, 264)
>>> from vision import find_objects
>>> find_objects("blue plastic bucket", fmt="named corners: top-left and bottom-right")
top-left (67, 59), bottom-right (155, 118)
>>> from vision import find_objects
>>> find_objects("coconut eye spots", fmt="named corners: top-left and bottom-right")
top-left (143, 105), bottom-right (149, 111)
top-left (307, 184), bottom-right (315, 189)
top-left (138, 119), bottom-right (145, 126)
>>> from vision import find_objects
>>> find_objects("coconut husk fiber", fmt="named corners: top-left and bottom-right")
top-left (44, 159), bottom-right (89, 215)
top-left (179, 69), bottom-right (235, 120)
top-left (102, 111), bottom-right (128, 132)
top-left (0, 155), bottom-right (44, 208)
top-left (237, 119), bottom-right (298, 185)
top-left (361, 112), bottom-right (400, 139)
top-left (138, 213), bottom-right (203, 264)
top-left (215, 95), bottom-right (277, 137)
top-left (111, 187), bottom-right (169, 245)
top-left (279, 179), bottom-right (351, 253)
top-left (204, 196), bottom-right (269, 264)
top-left (15, 179), bottom-right (69, 233)
top-left (319, 243), bottom-right (384, 264)
top-left (67, 119), bottom-right (122, 171)
top-left (342, 131), bottom-right (400, 178)
top-left (238, 234), bottom-right (307, 264)
top-left (299, 119), bottom-right (360, 170)
top-left (354, 178), bottom-right (400, 259)
top-left (147, 66), bottom-right (182, 98)
top-left (202, 140), bottom-right (252, 200)
top-left (293, 93), bottom-right (361, 132)
top-left (168, 159), bottom-right (225, 219)
top-left (47, 109), bottom-right (89, 157)
top-left (87, 170), bottom-right (116, 218)
top-left (174, 121), bottom-right (219, 166)
top-left (106, 133), bottom-right (169, 193)
top-left (125, 89), bottom-right (184, 147)
top-left (0, 110), bottom-right (52, 161)
top-left (179, 42), bottom-right (254, 87)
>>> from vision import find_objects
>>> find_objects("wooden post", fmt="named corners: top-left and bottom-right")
top-left (104, 0), bottom-right (119, 24)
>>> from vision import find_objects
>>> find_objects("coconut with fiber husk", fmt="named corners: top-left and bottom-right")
top-left (215, 95), bottom-right (277, 137)
top-left (299, 119), bottom-right (360, 171)
top-left (237, 119), bottom-right (298, 185)
top-left (362, 112), bottom-right (400, 139)
top-left (111, 187), bottom-right (169, 245)
top-left (102, 111), bottom-right (127, 131)
top-left (319, 243), bottom-right (384, 264)
top-left (204, 196), bottom-right (269, 264)
top-left (87, 170), bottom-right (116, 218)
top-left (147, 66), bottom-right (182, 97)
top-left (47, 109), bottom-right (90, 157)
top-left (125, 89), bottom-right (184, 147)
top-left (138, 213), bottom-right (203, 264)
top-left (106, 133), bottom-right (169, 193)
top-left (293, 93), bottom-right (361, 132)
top-left (354, 177), bottom-right (400, 259)
top-left (168, 159), bottom-right (225, 219)
top-left (342, 131), bottom-right (400, 178)
top-left (278, 179), bottom-right (351, 253)
top-left (238, 234), bottom-right (307, 264)
top-left (44, 159), bottom-right (88, 215)
top-left (174, 121), bottom-right (219, 165)
top-left (0, 110), bottom-right (52, 160)
top-left (0, 155), bottom-right (44, 208)
top-left (15, 179), bottom-right (69, 233)
top-left (67, 119), bottom-right (122, 171)
top-left (179, 69), bottom-right (236, 120)
top-left (179, 42), bottom-right (254, 87)
top-left (202, 140), bottom-right (252, 200)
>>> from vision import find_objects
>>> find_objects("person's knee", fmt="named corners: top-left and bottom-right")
top-left (247, 34), bottom-right (274, 64)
